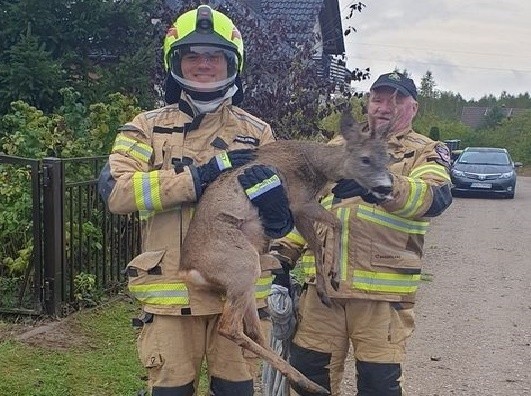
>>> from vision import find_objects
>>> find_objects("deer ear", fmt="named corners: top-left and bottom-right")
top-left (339, 107), bottom-right (358, 141)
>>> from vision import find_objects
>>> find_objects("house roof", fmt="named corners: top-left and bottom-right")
top-left (244, 0), bottom-right (345, 55)
top-left (460, 106), bottom-right (529, 129)
top-left (164, 0), bottom-right (345, 55)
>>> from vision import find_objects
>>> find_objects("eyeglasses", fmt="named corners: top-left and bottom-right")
top-left (181, 51), bottom-right (225, 65)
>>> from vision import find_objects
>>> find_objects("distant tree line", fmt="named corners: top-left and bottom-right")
top-left (1, 1), bottom-right (530, 163)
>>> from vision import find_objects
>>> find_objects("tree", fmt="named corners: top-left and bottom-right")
top-left (0, 0), bottom-right (157, 114)
top-left (161, 0), bottom-right (354, 139)
top-left (420, 70), bottom-right (437, 98)
top-left (0, 25), bottom-right (65, 114)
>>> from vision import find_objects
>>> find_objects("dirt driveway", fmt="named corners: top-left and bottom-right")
top-left (340, 176), bottom-right (531, 395)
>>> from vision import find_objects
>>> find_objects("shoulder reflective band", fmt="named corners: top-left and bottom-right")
top-left (357, 204), bottom-right (429, 235)
top-left (353, 269), bottom-right (421, 294)
top-left (255, 274), bottom-right (273, 299)
top-left (112, 134), bottom-right (153, 163)
top-left (410, 163), bottom-right (450, 181)
top-left (128, 283), bottom-right (189, 305)
top-left (133, 171), bottom-right (163, 211)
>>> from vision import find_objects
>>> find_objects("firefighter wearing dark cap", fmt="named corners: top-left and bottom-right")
top-left (272, 72), bottom-right (453, 395)
top-left (98, 5), bottom-right (293, 396)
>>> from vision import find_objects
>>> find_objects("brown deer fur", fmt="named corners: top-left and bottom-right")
top-left (179, 108), bottom-right (393, 395)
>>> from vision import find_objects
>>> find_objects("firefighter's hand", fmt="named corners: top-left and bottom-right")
top-left (332, 179), bottom-right (386, 204)
top-left (196, 149), bottom-right (256, 185)
top-left (238, 165), bottom-right (294, 238)
top-left (332, 179), bottom-right (367, 198)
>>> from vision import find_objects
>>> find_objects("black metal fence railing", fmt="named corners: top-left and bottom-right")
top-left (0, 155), bottom-right (42, 314)
top-left (0, 154), bottom-right (141, 316)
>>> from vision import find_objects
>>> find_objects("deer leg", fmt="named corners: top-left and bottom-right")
top-left (293, 203), bottom-right (342, 306)
top-left (218, 291), bottom-right (330, 395)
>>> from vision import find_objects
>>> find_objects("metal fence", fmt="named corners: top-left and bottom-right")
top-left (0, 154), bottom-right (141, 316)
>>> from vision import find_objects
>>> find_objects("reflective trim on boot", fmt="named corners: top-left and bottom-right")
top-left (210, 376), bottom-right (253, 396)
top-left (152, 381), bottom-right (194, 396)
top-left (356, 361), bottom-right (403, 396)
top-left (288, 342), bottom-right (331, 395)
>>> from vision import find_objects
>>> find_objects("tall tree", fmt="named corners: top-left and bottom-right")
top-left (419, 70), bottom-right (437, 98)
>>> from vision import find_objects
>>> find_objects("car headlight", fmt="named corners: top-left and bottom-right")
top-left (500, 171), bottom-right (514, 179)
top-left (452, 169), bottom-right (465, 177)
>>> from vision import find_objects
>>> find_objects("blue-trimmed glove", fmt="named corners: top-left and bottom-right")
top-left (332, 179), bottom-right (383, 204)
top-left (237, 165), bottom-right (294, 239)
top-left (197, 149), bottom-right (256, 186)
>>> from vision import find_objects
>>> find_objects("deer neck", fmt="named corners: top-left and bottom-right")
top-left (301, 143), bottom-right (345, 185)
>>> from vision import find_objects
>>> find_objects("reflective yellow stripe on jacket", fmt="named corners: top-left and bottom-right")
top-left (128, 275), bottom-right (272, 305)
top-left (357, 204), bottom-right (429, 234)
top-left (352, 270), bottom-right (421, 294)
top-left (393, 163), bottom-right (450, 217)
top-left (129, 282), bottom-right (190, 305)
top-left (297, 195), bottom-right (351, 280)
top-left (255, 274), bottom-right (273, 299)
top-left (133, 171), bottom-right (163, 211)
top-left (112, 134), bottom-right (153, 163)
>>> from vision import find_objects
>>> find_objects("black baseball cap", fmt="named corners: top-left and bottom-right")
top-left (370, 72), bottom-right (417, 100)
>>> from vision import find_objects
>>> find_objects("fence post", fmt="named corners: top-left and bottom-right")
top-left (42, 158), bottom-right (64, 316)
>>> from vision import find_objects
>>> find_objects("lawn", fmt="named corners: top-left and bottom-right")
top-left (0, 298), bottom-right (147, 396)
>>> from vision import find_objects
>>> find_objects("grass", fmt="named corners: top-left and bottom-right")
top-left (0, 298), bottom-right (147, 396)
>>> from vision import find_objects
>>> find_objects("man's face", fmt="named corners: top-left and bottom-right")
top-left (180, 48), bottom-right (228, 84)
top-left (367, 87), bottom-right (418, 134)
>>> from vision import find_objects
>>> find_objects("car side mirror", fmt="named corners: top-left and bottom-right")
top-left (514, 162), bottom-right (523, 168)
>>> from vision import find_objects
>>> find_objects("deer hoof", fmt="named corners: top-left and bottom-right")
top-left (330, 277), bottom-right (340, 291)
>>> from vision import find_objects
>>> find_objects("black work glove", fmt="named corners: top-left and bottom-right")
top-left (196, 149), bottom-right (256, 186)
top-left (332, 179), bottom-right (384, 204)
top-left (238, 165), bottom-right (294, 239)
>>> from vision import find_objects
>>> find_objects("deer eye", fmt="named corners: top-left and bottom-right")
top-left (361, 156), bottom-right (371, 165)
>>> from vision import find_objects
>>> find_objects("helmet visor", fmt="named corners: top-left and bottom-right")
top-left (169, 45), bottom-right (238, 93)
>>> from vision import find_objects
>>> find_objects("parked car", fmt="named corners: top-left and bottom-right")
top-left (450, 147), bottom-right (522, 199)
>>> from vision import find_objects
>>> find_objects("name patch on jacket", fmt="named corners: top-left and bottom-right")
top-left (233, 135), bottom-right (260, 146)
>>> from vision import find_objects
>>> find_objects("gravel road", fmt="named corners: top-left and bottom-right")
top-left (340, 176), bottom-right (531, 395)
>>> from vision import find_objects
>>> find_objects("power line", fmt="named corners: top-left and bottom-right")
top-left (344, 54), bottom-right (531, 73)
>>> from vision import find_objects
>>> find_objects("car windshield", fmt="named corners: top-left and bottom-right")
top-left (458, 152), bottom-right (510, 165)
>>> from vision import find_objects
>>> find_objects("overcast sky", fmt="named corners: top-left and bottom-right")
top-left (338, 0), bottom-right (531, 100)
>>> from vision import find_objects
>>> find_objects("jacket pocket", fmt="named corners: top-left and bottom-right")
top-left (126, 249), bottom-right (188, 306)
top-left (127, 250), bottom-right (166, 278)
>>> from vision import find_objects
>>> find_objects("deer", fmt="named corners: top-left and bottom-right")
top-left (179, 106), bottom-right (393, 395)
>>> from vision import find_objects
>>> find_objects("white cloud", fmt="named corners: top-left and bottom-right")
top-left (340, 0), bottom-right (531, 100)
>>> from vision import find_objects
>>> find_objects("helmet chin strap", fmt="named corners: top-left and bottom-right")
top-left (184, 84), bottom-right (239, 115)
